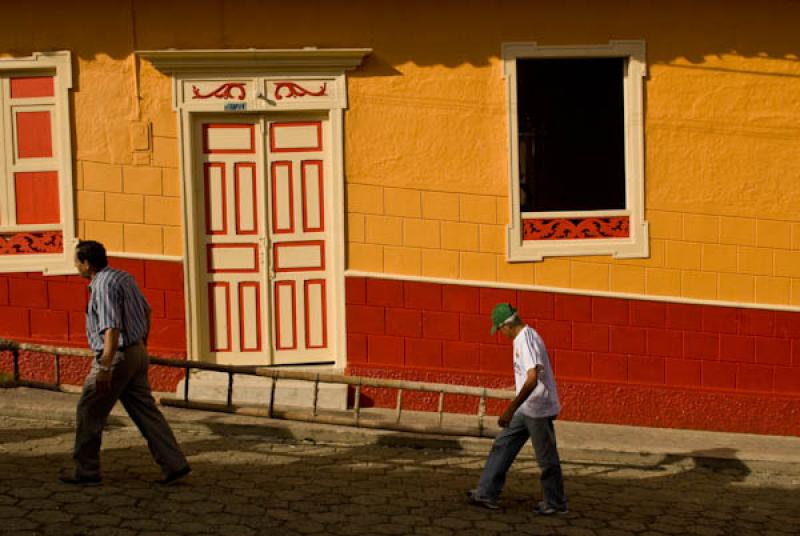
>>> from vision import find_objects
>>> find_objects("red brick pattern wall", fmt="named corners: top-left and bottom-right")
top-left (346, 276), bottom-right (800, 436)
top-left (0, 257), bottom-right (187, 391)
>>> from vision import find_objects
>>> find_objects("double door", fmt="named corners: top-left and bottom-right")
top-left (196, 115), bottom-right (332, 365)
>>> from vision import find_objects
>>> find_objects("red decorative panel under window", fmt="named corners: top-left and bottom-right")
top-left (14, 171), bottom-right (60, 224)
top-left (0, 231), bottom-right (63, 254)
top-left (15, 111), bottom-right (53, 159)
top-left (522, 216), bottom-right (629, 240)
top-left (10, 76), bottom-right (55, 99)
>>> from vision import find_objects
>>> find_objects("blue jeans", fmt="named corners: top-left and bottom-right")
top-left (477, 412), bottom-right (567, 507)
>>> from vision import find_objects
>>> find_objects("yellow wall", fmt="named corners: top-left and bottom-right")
top-left (1, 0), bottom-right (798, 305)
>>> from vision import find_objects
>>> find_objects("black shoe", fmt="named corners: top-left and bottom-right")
top-left (534, 500), bottom-right (568, 515)
top-left (59, 468), bottom-right (102, 486)
top-left (157, 465), bottom-right (191, 485)
top-left (466, 488), bottom-right (499, 510)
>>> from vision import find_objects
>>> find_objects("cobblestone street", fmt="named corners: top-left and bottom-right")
top-left (2, 409), bottom-right (800, 536)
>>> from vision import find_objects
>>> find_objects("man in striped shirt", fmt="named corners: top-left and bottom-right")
top-left (60, 240), bottom-right (191, 486)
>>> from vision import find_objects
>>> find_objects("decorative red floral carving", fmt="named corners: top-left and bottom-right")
top-left (0, 231), bottom-right (63, 254)
top-left (192, 83), bottom-right (246, 100)
top-left (522, 217), bottom-right (630, 240)
top-left (273, 82), bottom-right (328, 100)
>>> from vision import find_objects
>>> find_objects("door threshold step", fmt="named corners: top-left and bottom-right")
top-left (176, 370), bottom-right (347, 410)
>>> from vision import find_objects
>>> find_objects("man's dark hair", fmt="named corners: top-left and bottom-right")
top-left (76, 240), bottom-right (108, 271)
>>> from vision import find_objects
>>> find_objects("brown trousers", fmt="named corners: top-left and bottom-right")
top-left (73, 342), bottom-right (188, 479)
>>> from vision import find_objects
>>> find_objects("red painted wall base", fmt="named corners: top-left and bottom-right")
top-left (559, 380), bottom-right (800, 437)
top-left (348, 363), bottom-right (800, 436)
top-left (0, 350), bottom-right (185, 393)
top-left (0, 257), bottom-right (187, 392)
top-left (346, 276), bottom-right (800, 437)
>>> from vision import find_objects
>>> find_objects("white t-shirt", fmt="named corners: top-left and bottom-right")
top-left (513, 325), bottom-right (561, 418)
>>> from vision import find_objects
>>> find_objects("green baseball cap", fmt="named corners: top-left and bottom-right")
top-left (490, 303), bottom-right (517, 334)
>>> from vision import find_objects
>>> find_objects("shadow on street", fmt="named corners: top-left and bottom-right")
top-left (0, 417), bottom-right (797, 535)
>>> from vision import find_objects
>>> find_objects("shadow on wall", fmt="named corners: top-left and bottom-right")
top-left (0, 0), bottom-right (798, 70)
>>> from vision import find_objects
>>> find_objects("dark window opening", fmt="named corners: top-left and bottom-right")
top-left (517, 57), bottom-right (626, 213)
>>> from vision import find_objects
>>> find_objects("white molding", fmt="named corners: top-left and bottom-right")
top-left (106, 251), bottom-right (184, 263)
top-left (0, 250), bottom-right (184, 278)
top-left (169, 73), bottom-right (350, 112)
top-left (507, 224), bottom-right (650, 262)
top-left (344, 270), bottom-right (800, 313)
top-left (330, 108), bottom-right (347, 370)
top-left (503, 41), bottom-right (647, 67)
top-left (139, 48), bottom-right (370, 112)
top-left (0, 254), bottom-right (77, 275)
top-left (179, 108), bottom-right (197, 365)
top-left (522, 210), bottom-right (631, 219)
top-left (0, 224), bottom-right (63, 232)
top-left (137, 48), bottom-right (372, 73)
top-left (502, 41), bottom-right (649, 262)
top-left (0, 50), bottom-right (76, 275)
top-left (0, 51), bottom-right (73, 86)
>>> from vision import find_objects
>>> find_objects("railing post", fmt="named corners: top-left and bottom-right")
top-left (478, 389), bottom-right (487, 437)
top-left (12, 348), bottom-right (20, 384)
top-left (268, 375), bottom-right (277, 418)
top-left (312, 376), bottom-right (319, 417)
top-left (437, 391), bottom-right (444, 427)
top-left (353, 383), bottom-right (361, 426)
top-left (54, 354), bottom-right (61, 388)
top-left (395, 389), bottom-right (403, 424)
top-left (183, 365), bottom-right (190, 402)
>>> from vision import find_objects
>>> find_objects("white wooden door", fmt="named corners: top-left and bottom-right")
top-left (196, 115), bottom-right (334, 365)
top-left (267, 117), bottom-right (334, 365)
top-left (198, 119), bottom-right (267, 364)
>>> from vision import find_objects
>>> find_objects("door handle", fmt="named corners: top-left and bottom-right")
top-left (260, 237), bottom-right (275, 278)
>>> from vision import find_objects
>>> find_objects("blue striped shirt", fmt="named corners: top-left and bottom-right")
top-left (86, 267), bottom-right (151, 353)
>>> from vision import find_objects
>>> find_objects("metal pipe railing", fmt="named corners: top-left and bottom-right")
top-left (0, 338), bottom-right (515, 437)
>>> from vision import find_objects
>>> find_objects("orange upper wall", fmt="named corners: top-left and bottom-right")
top-left (1, 0), bottom-right (799, 305)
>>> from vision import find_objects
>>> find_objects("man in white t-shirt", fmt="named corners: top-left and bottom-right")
top-left (467, 303), bottom-right (568, 514)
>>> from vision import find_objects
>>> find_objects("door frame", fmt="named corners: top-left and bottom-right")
top-left (139, 49), bottom-right (371, 368)
top-left (187, 111), bottom-right (341, 366)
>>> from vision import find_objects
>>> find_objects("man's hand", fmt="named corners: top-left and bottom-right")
top-left (96, 327), bottom-right (120, 396)
top-left (497, 367), bottom-right (540, 428)
top-left (498, 408), bottom-right (515, 428)
top-left (95, 369), bottom-right (112, 395)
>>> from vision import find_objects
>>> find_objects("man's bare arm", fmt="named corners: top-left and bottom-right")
top-left (498, 367), bottom-right (539, 427)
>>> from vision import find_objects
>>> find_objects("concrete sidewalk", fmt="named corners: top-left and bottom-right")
top-left (2, 386), bottom-right (800, 467)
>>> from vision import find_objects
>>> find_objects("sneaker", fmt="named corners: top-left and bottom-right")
top-left (534, 500), bottom-right (568, 515)
top-left (156, 465), bottom-right (191, 486)
top-left (466, 488), bottom-right (499, 510)
top-left (59, 468), bottom-right (102, 486)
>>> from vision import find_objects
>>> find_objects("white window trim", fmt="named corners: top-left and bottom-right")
top-left (0, 51), bottom-right (77, 274)
top-left (503, 41), bottom-right (648, 262)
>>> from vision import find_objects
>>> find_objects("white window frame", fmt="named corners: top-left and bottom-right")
top-left (503, 41), bottom-right (648, 261)
top-left (0, 51), bottom-right (76, 274)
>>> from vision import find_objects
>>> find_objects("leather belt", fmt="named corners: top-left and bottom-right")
top-left (120, 340), bottom-right (143, 351)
